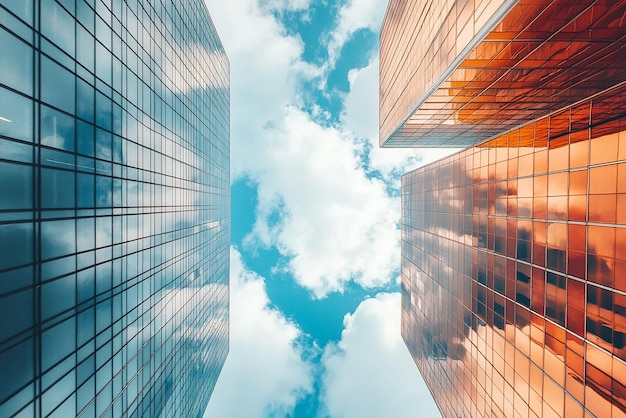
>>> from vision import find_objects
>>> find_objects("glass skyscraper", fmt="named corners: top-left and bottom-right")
top-left (381, 0), bottom-right (626, 417)
top-left (0, 1), bottom-right (229, 417)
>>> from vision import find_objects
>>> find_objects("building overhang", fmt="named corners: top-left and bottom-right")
top-left (379, 0), bottom-right (626, 148)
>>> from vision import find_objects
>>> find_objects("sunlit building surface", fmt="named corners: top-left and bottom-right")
top-left (380, 0), bottom-right (626, 147)
top-left (381, 0), bottom-right (626, 417)
top-left (0, 1), bottom-right (229, 417)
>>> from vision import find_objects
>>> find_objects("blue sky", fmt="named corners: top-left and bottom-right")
top-left (202, 1), bottom-right (453, 417)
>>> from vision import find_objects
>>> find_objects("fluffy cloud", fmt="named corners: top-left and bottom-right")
top-left (244, 106), bottom-right (401, 297)
top-left (343, 57), bottom-right (421, 179)
top-left (322, 0), bottom-right (389, 73)
top-left (319, 293), bottom-right (441, 418)
top-left (205, 0), bottom-right (402, 297)
top-left (203, 248), bottom-right (314, 417)
top-left (204, 0), bottom-right (458, 297)
top-left (343, 57), bottom-right (461, 182)
top-left (205, 0), bottom-right (319, 177)
top-left (260, 0), bottom-right (312, 12)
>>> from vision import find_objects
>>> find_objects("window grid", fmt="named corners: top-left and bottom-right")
top-left (0, 1), bottom-right (229, 417)
top-left (402, 84), bottom-right (626, 417)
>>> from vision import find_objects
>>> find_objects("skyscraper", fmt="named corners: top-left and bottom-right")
top-left (0, 1), bottom-right (229, 417)
top-left (381, 0), bottom-right (626, 416)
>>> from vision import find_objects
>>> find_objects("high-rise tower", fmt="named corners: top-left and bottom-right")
top-left (0, 1), bottom-right (229, 417)
top-left (381, 1), bottom-right (626, 416)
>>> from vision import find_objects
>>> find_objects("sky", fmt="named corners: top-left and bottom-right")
top-left (201, 1), bottom-right (456, 417)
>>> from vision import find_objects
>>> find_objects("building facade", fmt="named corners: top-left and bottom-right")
top-left (380, 0), bottom-right (626, 148)
top-left (0, 1), bottom-right (229, 417)
top-left (381, 0), bottom-right (626, 417)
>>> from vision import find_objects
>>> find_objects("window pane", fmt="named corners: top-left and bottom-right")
top-left (42, 317), bottom-right (76, 371)
top-left (0, 288), bottom-right (33, 341)
top-left (40, 105), bottom-right (75, 151)
top-left (0, 338), bottom-right (34, 401)
top-left (95, 299), bottom-right (111, 334)
top-left (95, 128), bottom-right (111, 160)
top-left (77, 77), bottom-right (95, 122)
top-left (3, 0), bottom-right (34, 25)
top-left (41, 0), bottom-right (75, 56)
top-left (0, 161), bottom-right (32, 210)
top-left (77, 271), bottom-right (94, 308)
top-left (0, 87), bottom-right (33, 142)
top-left (0, 28), bottom-right (33, 94)
top-left (0, 138), bottom-right (33, 163)
top-left (41, 274), bottom-right (76, 320)
top-left (41, 219), bottom-right (76, 260)
top-left (77, 217), bottom-right (95, 252)
top-left (77, 172), bottom-right (95, 208)
top-left (95, 41), bottom-right (111, 85)
top-left (41, 56), bottom-right (75, 113)
top-left (96, 176), bottom-right (112, 207)
top-left (0, 222), bottom-right (33, 270)
top-left (77, 120), bottom-right (95, 156)
top-left (41, 168), bottom-right (75, 209)
top-left (95, 90), bottom-right (111, 130)
top-left (76, 24), bottom-right (94, 72)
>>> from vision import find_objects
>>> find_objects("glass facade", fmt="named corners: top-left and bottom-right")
top-left (382, 0), bottom-right (626, 416)
top-left (0, 1), bottom-right (229, 417)
top-left (402, 85), bottom-right (626, 417)
top-left (380, 0), bottom-right (626, 147)
top-left (401, 84), bottom-right (626, 417)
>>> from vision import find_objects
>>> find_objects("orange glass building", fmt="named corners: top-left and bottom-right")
top-left (381, 0), bottom-right (626, 417)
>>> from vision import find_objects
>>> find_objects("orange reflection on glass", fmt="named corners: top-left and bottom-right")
top-left (531, 268), bottom-right (545, 314)
top-left (400, 91), bottom-right (626, 417)
top-left (588, 225), bottom-right (616, 287)
top-left (519, 125), bottom-right (535, 149)
top-left (613, 357), bottom-right (626, 413)
top-left (549, 142), bottom-right (569, 172)
top-left (570, 136), bottom-right (589, 168)
top-left (547, 195), bottom-right (567, 220)
top-left (550, 109), bottom-right (570, 141)
top-left (585, 343), bottom-right (614, 418)
top-left (535, 120), bottom-right (549, 148)
top-left (543, 374), bottom-right (565, 418)
top-left (535, 149), bottom-right (548, 175)
top-left (519, 152), bottom-right (534, 177)
top-left (569, 169), bottom-right (588, 195)
top-left (619, 163), bottom-right (626, 194)
top-left (530, 389), bottom-right (544, 417)
top-left (565, 395), bottom-right (584, 418)
top-left (535, 174), bottom-right (548, 197)
top-left (620, 130), bottom-right (626, 161)
top-left (533, 222), bottom-right (546, 267)
top-left (546, 223), bottom-right (567, 272)
top-left (571, 101), bottom-right (590, 132)
top-left (589, 194), bottom-right (617, 224)
top-left (590, 133), bottom-right (619, 165)
top-left (565, 332), bottom-right (585, 404)
top-left (568, 279), bottom-right (585, 337)
top-left (590, 164), bottom-right (618, 195)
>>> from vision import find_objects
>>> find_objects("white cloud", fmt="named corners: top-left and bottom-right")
top-left (205, 0), bottom-right (401, 297)
top-left (260, 0), bottom-right (312, 12)
top-left (203, 1), bottom-right (459, 297)
top-left (343, 57), bottom-right (461, 182)
top-left (242, 106), bottom-right (401, 297)
top-left (322, 0), bottom-right (388, 74)
top-left (319, 293), bottom-right (441, 418)
top-left (343, 57), bottom-right (421, 178)
top-left (203, 248), bottom-right (315, 418)
top-left (205, 0), bottom-right (320, 177)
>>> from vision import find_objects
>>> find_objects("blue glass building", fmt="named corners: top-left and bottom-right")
top-left (0, 1), bottom-right (229, 417)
